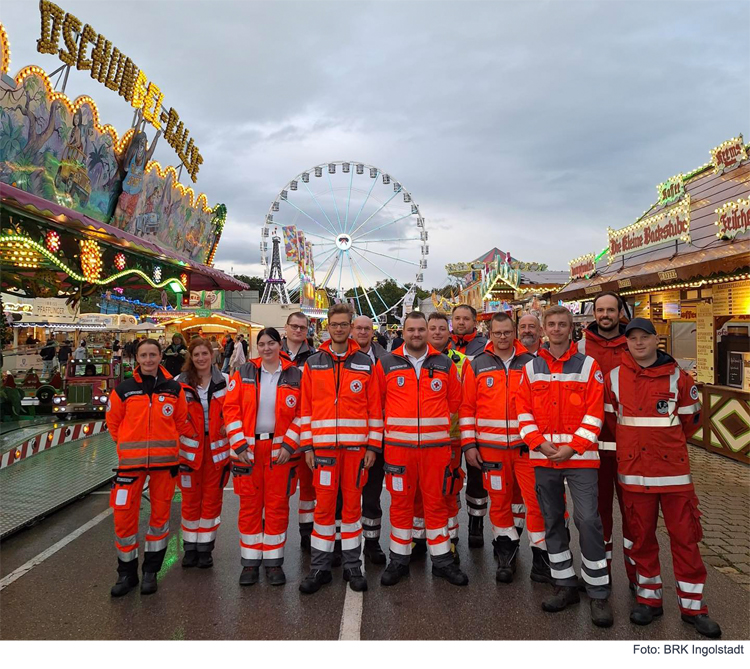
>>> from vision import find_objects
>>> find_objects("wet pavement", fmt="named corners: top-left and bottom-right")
top-left (1, 445), bottom-right (748, 640)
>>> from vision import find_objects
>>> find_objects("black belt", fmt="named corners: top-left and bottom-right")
top-left (255, 433), bottom-right (274, 440)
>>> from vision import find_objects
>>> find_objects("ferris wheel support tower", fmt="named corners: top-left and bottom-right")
top-left (261, 231), bottom-right (291, 304)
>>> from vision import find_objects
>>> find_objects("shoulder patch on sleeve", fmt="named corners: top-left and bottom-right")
top-left (690, 385), bottom-right (699, 401)
top-left (594, 370), bottom-right (604, 384)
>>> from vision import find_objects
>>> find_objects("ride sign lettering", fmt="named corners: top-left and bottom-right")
top-left (36, 0), bottom-right (203, 182)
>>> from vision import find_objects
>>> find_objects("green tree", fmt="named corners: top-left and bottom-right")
top-left (233, 274), bottom-right (265, 292)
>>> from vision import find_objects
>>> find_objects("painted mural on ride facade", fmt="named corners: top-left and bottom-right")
top-left (0, 68), bottom-right (223, 265)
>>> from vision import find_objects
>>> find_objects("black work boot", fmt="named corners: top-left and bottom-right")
top-left (331, 540), bottom-right (343, 568)
top-left (266, 566), bottom-right (286, 586)
top-left (432, 562), bottom-right (469, 586)
top-left (493, 536), bottom-right (519, 583)
top-left (198, 552), bottom-right (213, 569)
top-left (451, 537), bottom-right (460, 565)
top-left (363, 539), bottom-right (387, 565)
top-left (468, 516), bottom-right (484, 548)
top-left (299, 569), bottom-right (332, 594)
top-left (530, 546), bottom-right (553, 584)
top-left (681, 613), bottom-right (722, 639)
top-left (542, 585), bottom-right (580, 612)
top-left (140, 572), bottom-right (158, 595)
top-left (344, 567), bottom-right (368, 592)
top-left (591, 599), bottom-right (614, 627)
top-left (110, 573), bottom-right (139, 597)
top-left (630, 603), bottom-right (664, 626)
top-left (239, 566), bottom-right (259, 586)
top-left (411, 538), bottom-right (428, 559)
top-left (181, 550), bottom-right (199, 568)
top-left (381, 561), bottom-right (410, 586)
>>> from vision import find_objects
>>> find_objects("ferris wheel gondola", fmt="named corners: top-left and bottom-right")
top-left (260, 161), bottom-right (428, 322)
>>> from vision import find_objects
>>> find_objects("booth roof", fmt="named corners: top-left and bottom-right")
top-left (557, 159), bottom-right (750, 300)
top-left (0, 183), bottom-right (248, 292)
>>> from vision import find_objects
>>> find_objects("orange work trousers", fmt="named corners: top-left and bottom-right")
top-left (386, 445), bottom-right (453, 567)
top-left (310, 448), bottom-right (368, 571)
top-left (177, 437), bottom-right (230, 553)
top-left (111, 468), bottom-right (176, 576)
top-left (413, 441), bottom-right (464, 540)
top-left (233, 438), bottom-right (298, 566)
top-left (297, 457), bottom-right (316, 537)
top-left (480, 447), bottom-right (545, 548)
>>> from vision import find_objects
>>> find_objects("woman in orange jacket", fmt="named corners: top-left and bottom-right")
top-left (175, 337), bottom-right (231, 569)
top-left (107, 338), bottom-right (194, 597)
top-left (223, 327), bottom-right (302, 587)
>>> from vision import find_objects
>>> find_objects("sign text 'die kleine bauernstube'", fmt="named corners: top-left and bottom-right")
top-left (35, 0), bottom-right (203, 183)
top-left (608, 198), bottom-right (691, 262)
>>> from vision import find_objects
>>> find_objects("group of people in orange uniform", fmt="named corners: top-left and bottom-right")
top-left (105, 294), bottom-right (721, 638)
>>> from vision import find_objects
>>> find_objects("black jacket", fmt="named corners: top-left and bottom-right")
top-left (282, 338), bottom-right (315, 368)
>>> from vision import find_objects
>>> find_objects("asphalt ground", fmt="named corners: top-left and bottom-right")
top-left (1, 481), bottom-right (748, 641)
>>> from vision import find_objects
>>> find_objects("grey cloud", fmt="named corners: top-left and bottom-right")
top-left (2, 0), bottom-right (748, 287)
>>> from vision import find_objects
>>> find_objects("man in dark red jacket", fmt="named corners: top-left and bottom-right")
top-left (605, 318), bottom-right (720, 639)
top-left (576, 292), bottom-right (635, 586)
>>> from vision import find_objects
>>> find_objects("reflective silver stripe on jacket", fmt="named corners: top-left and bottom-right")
top-left (386, 417), bottom-right (449, 427)
top-left (385, 430), bottom-right (450, 442)
top-left (477, 418), bottom-right (519, 428)
top-left (618, 415), bottom-right (680, 427)
top-left (618, 473), bottom-right (692, 487)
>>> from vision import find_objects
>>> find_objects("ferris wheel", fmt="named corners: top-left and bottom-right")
top-left (260, 161), bottom-right (428, 322)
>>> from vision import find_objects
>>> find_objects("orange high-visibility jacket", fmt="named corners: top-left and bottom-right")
top-left (459, 339), bottom-right (535, 452)
top-left (376, 343), bottom-right (462, 449)
top-left (223, 357), bottom-right (302, 461)
top-left (289, 339), bottom-right (383, 453)
top-left (176, 367), bottom-right (230, 470)
top-left (605, 350), bottom-right (702, 493)
top-left (516, 344), bottom-right (604, 469)
top-left (107, 365), bottom-right (193, 470)
top-left (575, 323), bottom-right (628, 451)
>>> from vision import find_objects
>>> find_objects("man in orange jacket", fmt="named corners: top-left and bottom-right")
top-left (460, 312), bottom-right (550, 584)
top-left (451, 304), bottom-right (489, 546)
top-left (605, 318), bottom-right (721, 638)
top-left (576, 291), bottom-right (635, 585)
top-left (377, 311), bottom-right (469, 586)
top-left (294, 304), bottom-right (383, 594)
top-left (106, 339), bottom-right (194, 596)
top-left (517, 306), bottom-right (613, 627)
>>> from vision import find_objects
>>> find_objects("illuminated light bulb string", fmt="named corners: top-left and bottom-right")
top-left (0, 234), bottom-right (186, 291)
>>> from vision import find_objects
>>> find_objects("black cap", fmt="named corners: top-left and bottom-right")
top-left (625, 317), bottom-right (657, 336)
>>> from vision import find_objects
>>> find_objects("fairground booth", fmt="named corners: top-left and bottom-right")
top-left (0, 12), bottom-right (246, 371)
top-left (439, 248), bottom-right (568, 321)
top-left (556, 135), bottom-right (750, 464)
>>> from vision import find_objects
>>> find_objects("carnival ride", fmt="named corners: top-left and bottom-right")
top-left (52, 348), bottom-right (117, 417)
top-left (261, 161), bottom-right (428, 322)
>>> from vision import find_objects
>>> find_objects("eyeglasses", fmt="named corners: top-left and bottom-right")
top-left (491, 331), bottom-right (514, 338)
top-left (329, 322), bottom-right (351, 330)
top-left (287, 324), bottom-right (306, 331)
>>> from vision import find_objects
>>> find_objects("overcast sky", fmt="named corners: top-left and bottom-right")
top-left (3, 0), bottom-right (749, 289)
